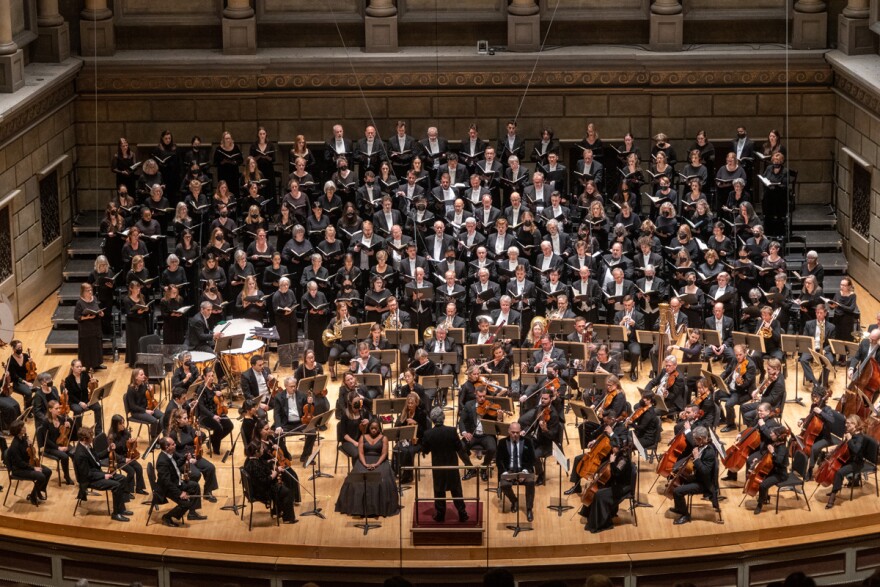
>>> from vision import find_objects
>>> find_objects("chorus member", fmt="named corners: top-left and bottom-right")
top-left (122, 280), bottom-right (150, 368)
top-left (74, 282), bottom-right (105, 371)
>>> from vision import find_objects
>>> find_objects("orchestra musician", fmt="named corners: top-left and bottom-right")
top-left (64, 359), bottom-right (104, 435)
top-left (798, 387), bottom-right (838, 479)
top-left (613, 296), bottom-right (644, 381)
top-left (826, 415), bottom-right (872, 509)
top-left (522, 390), bottom-right (560, 486)
top-left (108, 414), bottom-right (147, 495)
top-left (719, 344), bottom-right (757, 433)
top-left (171, 352), bottom-right (200, 392)
top-left (848, 328), bottom-right (880, 381)
top-left (294, 349), bottom-right (332, 417)
top-left (155, 436), bottom-right (206, 526)
top-left (197, 367), bottom-right (234, 455)
top-left (32, 372), bottom-right (60, 428)
top-left (168, 408), bottom-right (218, 502)
top-left (579, 375), bottom-right (627, 449)
top-left (36, 400), bottom-right (74, 486)
top-left (239, 354), bottom-right (276, 408)
top-left (566, 412), bottom-right (624, 495)
top-left (243, 441), bottom-right (298, 524)
top-left (419, 407), bottom-right (469, 523)
top-left (459, 387), bottom-right (499, 482)
top-left (6, 420), bottom-right (51, 506)
top-left (751, 424), bottom-right (789, 515)
top-left (254, 419), bottom-right (301, 503)
top-left (272, 375), bottom-right (317, 465)
top-left (799, 303), bottom-right (836, 389)
top-left (724, 402), bottom-right (777, 482)
top-left (338, 393), bottom-right (370, 464)
top-left (7, 340), bottom-right (35, 410)
top-left (496, 421), bottom-right (536, 522)
top-left (519, 335), bottom-right (566, 410)
top-left (348, 342), bottom-right (383, 400)
top-left (73, 426), bottom-right (134, 522)
top-left (628, 391), bottom-right (661, 455)
top-left (126, 369), bottom-right (164, 439)
top-left (394, 391), bottom-right (428, 484)
top-left (185, 302), bottom-right (222, 353)
top-left (669, 426), bottom-right (720, 525)
top-left (645, 355), bottom-right (687, 420)
top-left (579, 433), bottom-right (634, 534)
top-left (741, 358), bottom-right (785, 427)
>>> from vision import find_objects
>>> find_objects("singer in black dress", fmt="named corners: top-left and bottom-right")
top-left (74, 283), bottom-right (105, 371)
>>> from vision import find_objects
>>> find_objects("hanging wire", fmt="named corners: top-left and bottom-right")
top-left (513, 0), bottom-right (562, 124)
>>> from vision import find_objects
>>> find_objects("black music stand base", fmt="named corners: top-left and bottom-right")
top-left (787, 361), bottom-right (805, 405)
top-left (353, 472), bottom-right (382, 535)
top-left (221, 430), bottom-right (243, 514)
top-left (301, 459), bottom-right (326, 519)
top-left (505, 480), bottom-right (533, 537)
top-left (547, 462), bottom-right (573, 516)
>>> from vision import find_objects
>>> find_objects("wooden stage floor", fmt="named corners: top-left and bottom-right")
top-left (2, 284), bottom-right (880, 571)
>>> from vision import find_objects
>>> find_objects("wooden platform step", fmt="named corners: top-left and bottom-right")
top-left (62, 259), bottom-right (95, 280)
top-left (45, 329), bottom-right (123, 352)
top-left (791, 205), bottom-right (837, 229)
top-left (791, 230), bottom-right (841, 251)
top-left (51, 305), bottom-right (76, 327)
top-left (72, 210), bottom-right (104, 235)
top-left (66, 237), bottom-right (104, 257)
top-left (57, 282), bottom-right (82, 304)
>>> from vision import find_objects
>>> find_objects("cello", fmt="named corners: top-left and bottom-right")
top-left (575, 433), bottom-right (612, 482)
top-left (743, 428), bottom-right (790, 497)
top-left (656, 431), bottom-right (688, 478)
top-left (840, 355), bottom-right (880, 417)
top-left (721, 424), bottom-right (762, 472)
top-left (794, 389), bottom-right (831, 457)
top-left (814, 441), bottom-right (850, 487)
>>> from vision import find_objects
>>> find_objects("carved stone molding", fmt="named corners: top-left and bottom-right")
top-left (834, 73), bottom-right (880, 120)
top-left (77, 65), bottom-right (833, 94)
top-left (0, 80), bottom-right (75, 146)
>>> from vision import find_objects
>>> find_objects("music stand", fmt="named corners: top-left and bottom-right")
top-left (483, 373), bottom-right (510, 389)
top-left (733, 331), bottom-right (767, 356)
top-left (548, 442), bottom-right (573, 515)
top-left (809, 348), bottom-right (836, 386)
top-left (830, 339), bottom-right (860, 388)
top-left (384, 425), bottom-right (417, 493)
top-left (465, 344), bottom-right (495, 364)
top-left (428, 352), bottom-right (460, 376)
top-left (301, 448), bottom-right (325, 519)
top-left (700, 369), bottom-right (730, 395)
top-left (447, 328), bottom-right (466, 345)
top-left (570, 402), bottom-right (599, 427)
top-left (342, 323), bottom-right (372, 346)
top-left (353, 372), bottom-right (383, 394)
top-left (635, 330), bottom-right (664, 374)
top-left (305, 410), bottom-right (334, 480)
top-left (679, 363), bottom-right (703, 384)
top-left (419, 375), bottom-right (454, 392)
top-left (501, 471), bottom-right (536, 537)
top-left (491, 396), bottom-right (515, 415)
top-left (89, 382), bottom-right (112, 434)
top-left (576, 373), bottom-right (609, 399)
top-left (373, 397), bottom-right (407, 415)
top-left (352, 470), bottom-right (383, 535)
top-left (214, 333), bottom-right (246, 381)
top-left (557, 342), bottom-right (588, 371)
top-left (547, 319), bottom-right (577, 339)
top-left (499, 325), bottom-right (521, 342)
top-left (385, 328), bottom-right (418, 351)
top-left (695, 330), bottom-right (722, 349)
top-left (781, 334), bottom-right (814, 405)
top-left (297, 374), bottom-right (329, 396)
top-left (220, 428), bottom-right (244, 514)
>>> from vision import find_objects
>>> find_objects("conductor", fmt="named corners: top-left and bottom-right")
top-left (419, 407), bottom-right (469, 523)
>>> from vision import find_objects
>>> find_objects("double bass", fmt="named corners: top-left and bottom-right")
top-left (841, 354), bottom-right (880, 418)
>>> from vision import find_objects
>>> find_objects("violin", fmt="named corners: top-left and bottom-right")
top-left (59, 383), bottom-right (71, 417)
top-left (108, 448), bottom-right (118, 475)
top-left (27, 441), bottom-right (39, 468)
top-left (182, 453), bottom-right (192, 481)
top-left (301, 392), bottom-right (315, 426)
top-left (743, 429), bottom-right (790, 497)
top-left (735, 359), bottom-right (748, 387)
top-left (126, 433), bottom-right (140, 460)
top-left (275, 445), bottom-right (292, 469)
top-left (1, 369), bottom-right (11, 397)
top-left (55, 417), bottom-right (71, 447)
top-left (88, 371), bottom-right (99, 394)
top-left (193, 434), bottom-right (203, 461)
top-left (214, 394), bottom-right (229, 416)
top-left (145, 384), bottom-right (158, 411)
top-left (476, 400), bottom-right (505, 421)
top-left (24, 348), bottom-right (37, 383)
top-left (267, 377), bottom-right (281, 399)
top-left (625, 403), bottom-right (650, 426)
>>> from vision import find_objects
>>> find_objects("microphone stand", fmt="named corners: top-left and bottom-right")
top-left (220, 427), bottom-right (243, 514)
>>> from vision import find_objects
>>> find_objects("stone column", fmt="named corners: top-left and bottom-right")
top-left (0, 0), bottom-right (23, 92)
top-left (791, 0), bottom-right (827, 50)
top-left (223, 0), bottom-right (256, 55)
top-left (35, 0), bottom-right (69, 63)
top-left (838, 0), bottom-right (874, 55)
top-left (364, 0), bottom-right (398, 53)
top-left (649, 0), bottom-right (683, 51)
top-left (508, 0), bottom-right (540, 52)
top-left (80, 0), bottom-right (115, 56)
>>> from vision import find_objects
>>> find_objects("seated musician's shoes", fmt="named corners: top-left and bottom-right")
top-left (64, 477), bottom-right (74, 486)
top-left (668, 507), bottom-right (687, 516)
top-left (723, 471), bottom-right (738, 481)
top-left (826, 493), bottom-right (837, 509)
top-left (38, 491), bottom-right (47, 501)
top-left (673, 514), bottom-right (692, 525)
top-left (77, 490), bottom-right (88, 501)
top-left (509, 498), bottom-right (518, 513)
top-left (282, 518), bottom-right (298, 524)
top-left (161, 514), bottom-right (179, 527)
top-left (111, 513), bottom-right (130, 522)
top-left (629, 371), bottom-right (637, 382)
top-left (458, 510), bottom-right (469, 522)
top-left (204, 493), bottom-right (218, 503)
top-left (120, 509), bottom-right (134, 516)
top-left (526, 508), bottom-right (534, 522)
top-left (462, 470), bottom-right (478, 481)
top-left (564, 484), bottom-right (581, 495)
top-left (648, 370), bottom-right (655, 379)
top-left (480, 470), bottom-right (489, 482)
top-left (187, 511), bottom-right (208, 521)
top-left (136, 489), bottom-right (149, 496)
top-left (720, 425), bottom-right (737, 433)
top-left (753, 504), bottom-right (763, 515)
top-left (26, 493), bottom-right (39, 507)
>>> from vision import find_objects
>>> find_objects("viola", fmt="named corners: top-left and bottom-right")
top-left (476, 400), bottom-right (504, 420)
top-left (56, 418), bottom-right (71, 447)
top-left (126, 434), bottom-right (140, 460)
top-left (145, 385), bottom-right (158, 411)
top-left (626, 404), bottom-right (650, 426)
top-left (275, 445), bottom-right (292, 469)
top-left (193, 435), bottom-right (203, 460)
top-left (721, 425), bottom-right (762, 472)
top-left (735, 359), bottom-right (748, 387)
top-left (302, 392), bottom-right (315, 426)
top-left (743, 429), bottom-right (790, 497)
top-left (267, 377), bottom-right (281, 399)
top-left (59, 385), bottom-right (71, 417)
top-left (1, 370), bottom-right (11, 397)
top-left (814, 440), bottom-right (851, 487)
top-left (656, 432), bottom-right (688, 478)
top-left (214, 394), bottom-right (229, 417)
top-left (27, 442), bottom-right (39, 468)
top-left (24, 348), bottom-right (37, 383)
top-left (108, 449), bottom-right (118, 475)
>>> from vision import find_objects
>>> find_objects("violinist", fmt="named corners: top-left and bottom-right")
top-left (741, 358), bottom-right (785, 427)
top-left (168, 408), bottom-right (218, 503)
top-left (0, 369), bottom-right (21, 432)
top-left (36, 400), bottom-right (74, 486)
top-left (674, 404), bottom-right (710, 437)
top-left (693, 376), bottom-right (717, 428)
top-left (335, 372), bottom-right (371, 420)
top-left (155, 436), bottom-right (206, 526)
top-left (724, 402), bottom-right (777, 482)
top-left (799, 303), bottom-right (836, 389)
top-left (73, 426), bottom-right (133, 522)
top-left (127, 368), bottom-right (163, 439)
top-left (394, 392), bottom-right (428, 484)
top-left (32, 372), bottom-right (60, 429)
top-left (796, 387), bottom-right (836, 480)
top-left (239, 353), bottom-right (275, 409)
top-left (163, 387), bottom-right (192, 433)
top-left (579, 375), bottom-right (627, 449)
top-left (457, 366), bottom-right (482, 409)
top-left (197, 367), bottom-right (234, 455)
top-left (645, 355), bottom-right (686, 419)
top-left (239, 399), bottom-right (262, 446)
top-left (459, 387), bottom-right (499, 482)
top-left (496, 422), bottom-right (536, 522)
top-left (6, 340), bottom-right (34, 410)
top-left (628, 391), bottom-right (661, 454)
top-left (579, 436), bottom-right (634, 534)
top-left (108, 414), bottom-right (147, 495)
top-left (519, 335), bottom-right (566, 410)
top-left (719, 344), bottom-right (757, 433)
top-left (523, 390), bottom-right (561, 486)
top-left (272, 375), bottom-right (317, 465)
top-left (751, 424), bottom-right (789, 515)
top-left (243, 441), bottom-right (297, 524)
top-left (348, 342), bottom-right (383, 400)
top-left (170, 352), bottom-right (200, 393)
top-left (294, 349), bottom-right (331, 417)
top-left (669, 426), bottom-right (719, 525)
top-left (825, 415), bottom-right (871, 509)
top-left (6, 420), bottom-right (51, 505)
top-left (566, 412), bottom-right (625, 495)
top-left (64, 359), bottom-right (104, 435)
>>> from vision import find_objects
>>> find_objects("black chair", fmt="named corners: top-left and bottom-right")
top-left (619, 463), bottom-right (639, 527)
top-left (144, 461), bottom-right (183, 527)
top-left (240, 467), bottom-right (279, 531)
top-left (3, 466), bottom-right (33, 507)
top-left (123, 391), bottom-right (148, 441)
top-left (334, 421), bottom-right (352, 474)
top-left (72, 459), bottom-right (112, 517)
top-left (775, 449), bottom-right (811, 513)
top-left (849, 436), bottom-right (879, 502)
